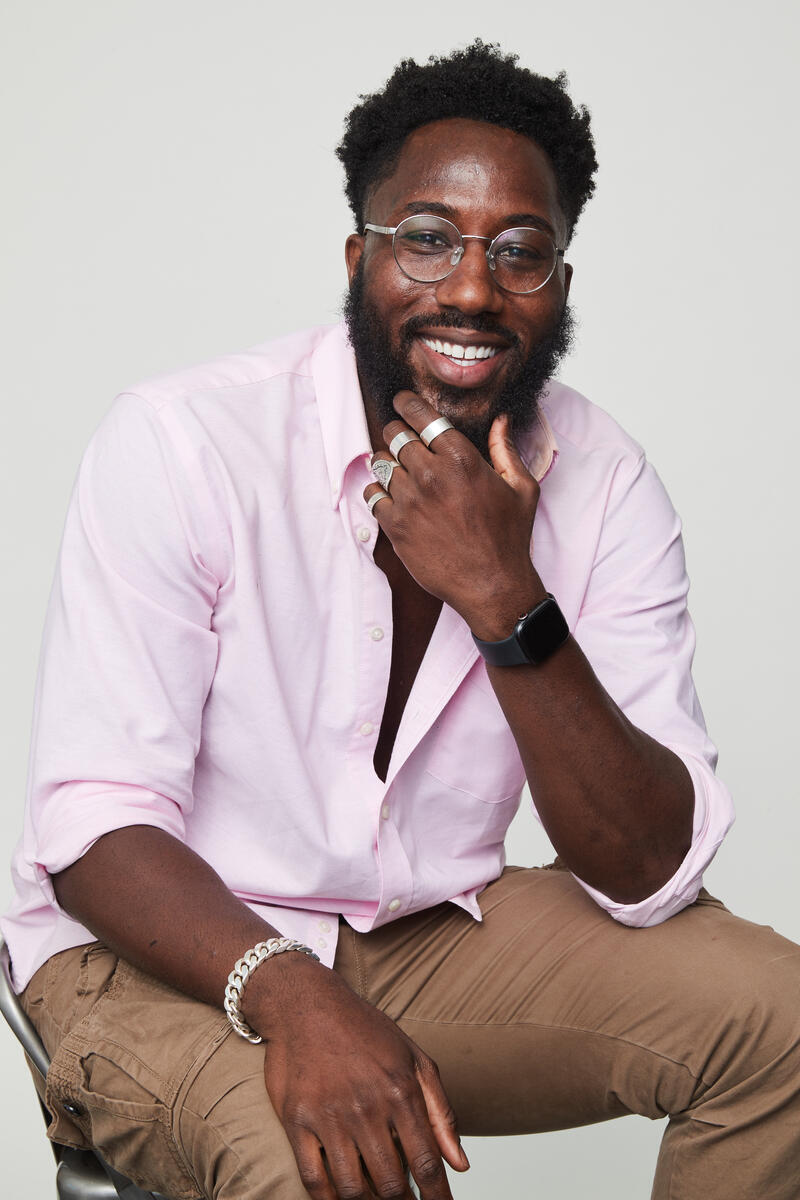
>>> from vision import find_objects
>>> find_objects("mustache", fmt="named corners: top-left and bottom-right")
top-left (400, 311), bottom-right (521, 348)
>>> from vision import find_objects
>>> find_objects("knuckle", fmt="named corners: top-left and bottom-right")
top-left (417, 466), bottom-right (440, 494)
top-left (385, 1075), bottom-right (417, 1108)
top-left (297, 1164), bottom-right (329, 1194)
top-left (414, 1051), bottom-right (438, 1078)
top-left (401, 394), bottom-right (429, 422)
top-left (448, 446), bottom-right (473, 474)
top-left (346, 1092), bottom-right (377, 1121)
top-left (336, 1182), bottom-right (369, 1200)
top-left (388, 515), bottom-right (411, 543)
top-left (283, 1102), bottom-right (313, 1132)
top-left (376, 1179), bottom-right (409, 1199)
top-left (441, 1103), bottom-right (458, 1130)
top-left (410, 1150), bottom-right (446, 1184)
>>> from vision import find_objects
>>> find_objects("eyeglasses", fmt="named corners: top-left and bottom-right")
top-left (363, 213), bottom-right (565, 295)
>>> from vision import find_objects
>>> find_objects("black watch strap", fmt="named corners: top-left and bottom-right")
top-left (472, 594), bottom-right (569, 666)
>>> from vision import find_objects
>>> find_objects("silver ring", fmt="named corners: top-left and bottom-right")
top-left (367, 488), bottom-right (390, 514)
top-left (419, 416), bottom-right (455, 447)
top-left (388, 430), bottom-right (421, 460)
top-left (371, 457), bottom-right (400, 490)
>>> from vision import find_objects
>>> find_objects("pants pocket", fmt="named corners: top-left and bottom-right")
top-left (46, 1032), bottom-right (202, 1199)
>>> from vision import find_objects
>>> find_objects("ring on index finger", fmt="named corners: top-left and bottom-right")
top-left (419, 416), bottom-right (455, 447)
top-left (388, 430), bottom-right (421, 461)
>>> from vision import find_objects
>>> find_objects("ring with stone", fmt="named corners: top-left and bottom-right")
top-left (388, 429), bottom-right (421, 461)
top-left (371, 456), bottom-right (400, 491)
top-left (419, 416), bottom-right (455, 447)
top-left (367, 489), bottom-right (391, 514)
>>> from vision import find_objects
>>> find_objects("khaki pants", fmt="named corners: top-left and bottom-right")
top-left (20, 866), bottom-right (800, 1199)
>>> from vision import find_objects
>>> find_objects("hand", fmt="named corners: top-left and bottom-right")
top-left (250, 954), bottom-right (468, 1199)
top-left (364, 392), bottom-right (546, 640)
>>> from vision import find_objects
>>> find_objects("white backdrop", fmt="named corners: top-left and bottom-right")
top-left (1, 1), bottom-right (798, 1195)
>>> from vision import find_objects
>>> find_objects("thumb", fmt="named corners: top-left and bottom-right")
top-left (487, 414), bottom-right (532, 489)
top-left (416, 1062), bottom-right (470, 1173)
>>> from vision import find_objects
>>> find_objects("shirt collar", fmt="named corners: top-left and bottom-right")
top-left (312, 325), bottom-right (373, 509)
top-left (520, 400), bottom-right (559, 482)
top-left (312, 324), bottom-right (559, 506)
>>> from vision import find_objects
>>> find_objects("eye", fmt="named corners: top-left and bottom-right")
top-left (399, 229), bottom-right (453, 254)
top-left (495, 241), bottom-right (546, 266)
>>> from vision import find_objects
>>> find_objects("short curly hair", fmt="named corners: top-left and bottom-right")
top-left (336, 40), bottom-right (598, 243)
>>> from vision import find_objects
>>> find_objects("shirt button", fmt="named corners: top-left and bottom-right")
top-left (387, 898), bottom-right (401, 912)
top-left (381, 804), bottom-right (390, 820)
top-left (318, 920), bottom-right (331, 933)
top-left (370, 627), bottom-right (384, 641)
top-left (317, 938), bottom-right (327, 950)
top-left (357, 526), bottom-right (371, 542)
top-left (359, 722), bottom-right (374, 737)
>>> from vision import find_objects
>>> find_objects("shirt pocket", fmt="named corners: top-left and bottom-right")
top-left (423, 671), bottom-right (525, 805)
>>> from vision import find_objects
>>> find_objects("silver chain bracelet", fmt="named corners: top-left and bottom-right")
top-left (224, 937), bottom-right (320, 1043)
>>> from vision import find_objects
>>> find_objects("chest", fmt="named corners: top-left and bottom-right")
top-left (371, 530), bottom-right (443, 780)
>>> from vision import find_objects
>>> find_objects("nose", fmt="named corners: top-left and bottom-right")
top-left (433, 239), bottom-right (504, 316)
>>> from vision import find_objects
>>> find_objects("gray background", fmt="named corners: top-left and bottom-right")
top-left (1, 1), bottom-right (797, 1194)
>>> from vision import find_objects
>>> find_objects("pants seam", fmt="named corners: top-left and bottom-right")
top-left (400, 1014), bottom-right (710, 1092)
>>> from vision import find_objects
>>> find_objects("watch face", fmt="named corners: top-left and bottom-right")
top-left (517, 597), bottom-right (569, 664)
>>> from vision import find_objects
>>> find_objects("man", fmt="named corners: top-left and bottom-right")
top-left (3, 41), bottom-right (799, 1200)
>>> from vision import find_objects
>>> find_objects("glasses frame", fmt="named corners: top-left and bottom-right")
top-left (363, 214), bottom-right (565, 295)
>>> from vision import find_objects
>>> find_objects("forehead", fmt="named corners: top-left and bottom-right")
top-left (366, 117), bottom-right (565, 238)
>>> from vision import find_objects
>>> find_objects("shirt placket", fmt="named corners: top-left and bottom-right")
top-left (341, 461), bottom-right (416, 923)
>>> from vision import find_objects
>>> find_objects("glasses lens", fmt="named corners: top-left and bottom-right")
top-left (393, 215), bottom-right (461, 282)
top-left (490, 228), bottom-right (558, 293)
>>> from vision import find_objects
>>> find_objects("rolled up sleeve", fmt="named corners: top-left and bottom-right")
top-left (24, 392), bottom-right (225, 904)
top-left (570, 453), bottom-right (734, 926)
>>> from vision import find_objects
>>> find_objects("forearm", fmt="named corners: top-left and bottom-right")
top-left (53, 825), bottom-right (466, 1193)
top-left (51, 824), bottom-right (319, 1028)
top-left (469, 573), bottom-right (694, 903)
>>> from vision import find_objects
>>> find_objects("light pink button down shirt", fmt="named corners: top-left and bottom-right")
top-left (2, 324), bottom-right (734, 990)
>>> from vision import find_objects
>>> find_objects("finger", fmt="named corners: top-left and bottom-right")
top-left (414, 1059), bottom-right (469, 1175)
top-left (391, 393), bottom-right (461, 453)
top-left (385, 424), bottom-right (425, 464)
top-left (368, 452), bottom-right (410, 507)
top-left (487, 414), bottom-right (538, 498)
top-left (290, 1129), bottom-right (338, 1200)
top-left (383, 1077), bottom-right (461, 1199)
top-left (364, 481), bottom-right (393, 518)
top-left (356, 1131), bottom-right (415, 1199)
top-left (323, 1136), bottom-right (381, 1200)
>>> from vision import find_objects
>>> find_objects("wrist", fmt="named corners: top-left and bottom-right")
top-left (464, 572), bottom-right (547, 642)
top-left (227, 938), bottom-right (321, 1042)
top-left (473, 592), bottom-right (569, 668)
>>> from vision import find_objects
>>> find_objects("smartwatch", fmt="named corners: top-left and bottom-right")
top-left (472, 594), bottom-right (569, 667)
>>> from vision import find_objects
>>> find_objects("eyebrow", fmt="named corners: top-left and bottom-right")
top-left (399, 199), bottom-right (557, 238)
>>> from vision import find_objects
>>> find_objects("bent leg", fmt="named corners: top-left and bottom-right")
top-left (334, 867), bottom-right (800, 1200)
top-left (21, 944), bottom-right (311, 1199)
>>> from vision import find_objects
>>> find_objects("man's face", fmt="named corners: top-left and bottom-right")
top-left (344, 117), bottom-right (574, 456)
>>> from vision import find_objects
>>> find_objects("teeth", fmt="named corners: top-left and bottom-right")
top-left (421, 337), bottom-right (498, 363)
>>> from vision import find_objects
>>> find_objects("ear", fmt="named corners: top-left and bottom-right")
top-left (345, 233), bottom-right (364, 285)
top-left (563, 260), bottom-right (573, 301)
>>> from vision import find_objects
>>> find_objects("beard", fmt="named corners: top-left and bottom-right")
top-left (343, 262), bottom-right (575, 460)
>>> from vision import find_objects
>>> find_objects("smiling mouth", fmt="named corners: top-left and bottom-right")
top-left (419, 336), bottom-right (500, 365)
